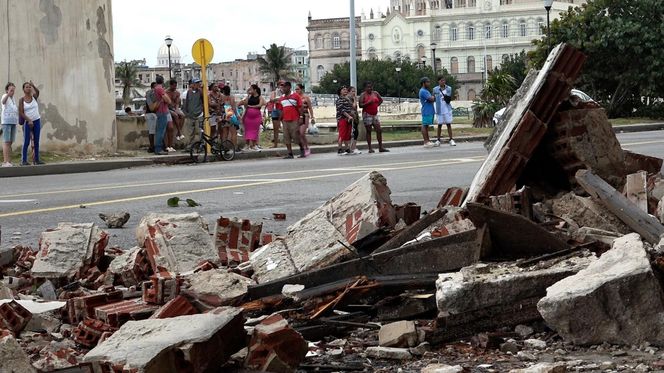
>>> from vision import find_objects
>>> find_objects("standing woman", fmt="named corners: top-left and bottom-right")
top-left (18, 81), bottom-right (42, 165)
top-left (238, 84), bottom-right (265, 151)
top-left (336, 86), bottom-right (353, 155)
top-left (294, 84), bottom-right (315, 157)
top-left (2, 83), bottom-right (18, 167)
top-left (220, 85), bottom-right (240, 151)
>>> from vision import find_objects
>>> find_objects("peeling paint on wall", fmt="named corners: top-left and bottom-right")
top-left (96, 6), bottom-right (113, 93)
top-left (39, 0), bottom-right (62, 45)
top-left (43, 103), bottom-right (88, 144)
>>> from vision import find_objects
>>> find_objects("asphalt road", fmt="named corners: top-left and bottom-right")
top-left (2, 130), bottom-right (664, 250)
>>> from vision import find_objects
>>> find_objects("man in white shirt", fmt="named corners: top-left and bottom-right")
top-left (433, 77), bottom-right (456, 146)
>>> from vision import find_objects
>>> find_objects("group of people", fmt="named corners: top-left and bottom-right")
top-left (419, 76), bottom-right (456, 148)
top-left (1, 81), bottom-right (42, 167)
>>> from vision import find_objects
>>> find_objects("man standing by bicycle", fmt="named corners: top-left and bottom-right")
top-left (183, 78), bottom-right (203, 144)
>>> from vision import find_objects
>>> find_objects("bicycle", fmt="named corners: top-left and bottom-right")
top-left (189, 126), bottom-right (235, 163)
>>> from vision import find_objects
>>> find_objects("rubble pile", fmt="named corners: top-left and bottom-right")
top-left (4, 43), bottom-right (664, 371)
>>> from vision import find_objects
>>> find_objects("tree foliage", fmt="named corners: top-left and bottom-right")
top-left (115, 60), bottom-right (141, 108)
top-left (257, 44), bottom-right (295, 86)
top-left (472, 70), bottom-right (517, 127)
top-left (313, 59), bottom-right (457, 99)
top-left (529, 0), bottom-right (664, 118)
top-left (493, 51), bottom-right (528, 88)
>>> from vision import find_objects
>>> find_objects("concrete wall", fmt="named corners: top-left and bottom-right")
top-left (0, 0), bottom-right (115, 154)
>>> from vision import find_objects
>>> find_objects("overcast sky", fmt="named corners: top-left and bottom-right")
top-left (112, 0), bottom-right (390, 66)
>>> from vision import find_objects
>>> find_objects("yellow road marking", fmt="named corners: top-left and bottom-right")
top-left (0, 157), bottom-right (484, 218)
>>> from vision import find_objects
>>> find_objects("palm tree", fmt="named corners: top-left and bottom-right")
top-left (472, 70), bottom-right (517, 127)
top-left (115, 60), bottom-right (141, 108)
top-left (256, 44), bottom-right (295, 86)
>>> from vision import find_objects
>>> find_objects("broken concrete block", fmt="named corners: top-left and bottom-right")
top-left (572, 227), bottom-right (621, 246)
top-left (73, 318), bottom-right (117, 348)
top-left (0, 333), bottom-right (37, 373)
top-left (99, 212), bottom-right (131, 228)
top-left (184, 269), bottom-right (255, 307)
top-left (31, 223), bottom-right (109, 280)
top-left (550, 192), bottom-right (630, 234)
top-left (365, 346), bottom-right (412, 360)
top-left (141, 275), bottom-right (181, 305)
top-left (250, 172), bottom-right (396, 284)
top-left (85, 307), bottom-right (245, 373)
top-left (215, 216), bottom-right (262, 266)
top-left (0, 281), bottom-right (12, 300)
top-left (16, 300), bottom-right (66, 333)
top-left (0, 300), bottom-right (33, 334)
top-left (435, 253), bottom-right (596, 335)
top-left (107, 247), bottom-right (153, 287)
top-left (524, 338), bottom-right (547, 350)
top-left (509, 363), bottom-right (567, 373)
top-left (625, 171), bottom-right (648, 213)
top-left (379, 320), bottom-right (419, 348)
top-left (37, 280), bottom-right (57, 301)
top-left (245, 313), bottom-right (308, 372)
top-left (136, 213), bottom-right (218, 275)
top-left (538, 233), bottom-right (664, 346)
top-left (0, 245), bottom-right (21, 268)
top-left (421, 364), bottom-right (464, 373)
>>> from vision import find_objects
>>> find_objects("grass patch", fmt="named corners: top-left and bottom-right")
top-left (609, 118), bottom-right (662, 126)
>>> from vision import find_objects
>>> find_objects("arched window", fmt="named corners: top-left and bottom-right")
top-left (467, 25), bottom-right (475, 40)
top-left (434, 26), bottom-right (442, 40)
top-left (417, 45), bottom-right (426, 60)
top-left (519, 20), bottom-right (527, 37)
top-left (467, 56), bottom-right (475, 73)
top-left (501, 21), bottom-right (509, 38)
top-left (537, 18), bottom-right (545, 35)
top-left (468, 0), bottom-right (476, 6)
top-left (315, 34), bottom-right (323, 49)
top-left (468, 89), bottom-right (477, 101)
top-left (484, 23), bottom-right (492, 39)
top-left (450, 23), bottom-right (458, 41)
top-left (485, 55), bottom-right (493, 71)
top-left (450, 57), bottom-right (459, 74)
top-left (332, 33), bottom-right (341, 49)
top-left (455, 0), bottom-right (466, 7)
top-left (367, 48), bottom-right (377, 60)
top-left (317, 65), bottom-right (325, 81)
top-left (394, 51), bottom-right (402, 62)
top-left (323, 33), bottom-right (331, 49)
top-left (502, 54), bottom-right (510, 61)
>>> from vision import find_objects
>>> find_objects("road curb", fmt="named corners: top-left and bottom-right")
top-left (1, 123), bottom-right (661, 178)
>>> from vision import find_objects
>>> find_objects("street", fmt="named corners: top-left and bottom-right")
top-left (2, 130), bottom-right (664, 250)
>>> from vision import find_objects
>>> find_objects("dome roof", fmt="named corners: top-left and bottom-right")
top-left (158, 43), bottom-right (181, 59)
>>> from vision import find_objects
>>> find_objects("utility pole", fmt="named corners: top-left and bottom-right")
top-left (349, 0), bottom-right (357, 89)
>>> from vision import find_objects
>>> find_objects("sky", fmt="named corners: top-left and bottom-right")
top-left (112, 0), bottom-right (390, 66)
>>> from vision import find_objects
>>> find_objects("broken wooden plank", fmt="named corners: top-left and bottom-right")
top-left (466, 203), bottom-right (569, 259)
top-left (247, 229), bottom-right (480, 300)
top-left (624, 171), bottom-right (648, 213)
top-left (373, 209), bottom-right (446, 254)
top-left (576, 169), bottom-right (664, 244)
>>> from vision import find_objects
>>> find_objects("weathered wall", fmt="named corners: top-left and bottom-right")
top-left (0, 0), bottom-right (115, 154)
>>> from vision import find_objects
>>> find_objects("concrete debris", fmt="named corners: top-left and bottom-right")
top-left (421, 364), bottom-right (464, 373)
top-left (524, 338), bottom-right (547, 350)
top-left (509, 362), bottom-right (567, 373)
top-left (550, 192), bottom-right (630, 234)
top-left (85, 307), bottom-right (245, 372)
top-left (31, 223), bottom-right (109, 280)
top-left (538, 233), bottom-right (664, 346)
top-left (251, 171), bottom-right (396, 283)
top-left (365, 346), bottom-right (413, 360)
top-left (183, 269), bottom-right (255, 307)
top-left (245, 313), bottom-right (308, 372)
top-left (624, 171), bottom-right (649, 213)
top-left (0, 333), bottom-right (38, 373)
top-left (0, 300), bottom-right (33, 334)
top-left (37, 280), bottom-right (57, 301)
top-left (379, 320), bottom-right (419, 348)
top-left (136, 212), bottom-right (218, 275)
top-left (107, 246), bottom-right (153, 287)
top-left (99, 212), bottom-right (131, 228)
top-left (515, 324), bottom-right (535, 338)
top-left (0, 281), bottom-right (12, 300)
top-left (215, 216), bottom-right (262, 266)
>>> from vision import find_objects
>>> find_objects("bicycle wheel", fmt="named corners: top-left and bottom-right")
top-left (189, 141), bottom-right (207, 163)
top-left (218, 140), bottom-right (236, 161)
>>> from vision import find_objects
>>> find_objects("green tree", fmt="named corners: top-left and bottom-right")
top-left (529, 0), bottom-right (664, 118)
top-left (257, 44), bottom-right (295, 86)
top-left (493, 51), bottom-right (528, 88)
top-left (115, 60), bottom-right (141, 108)
top-left (313, 59), bottom-right (457, 99)
top-left (472, 70), bottom-right (517, 127)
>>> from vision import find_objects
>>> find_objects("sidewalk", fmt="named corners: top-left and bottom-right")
top-left (1, 123), bottom-right (662, 178)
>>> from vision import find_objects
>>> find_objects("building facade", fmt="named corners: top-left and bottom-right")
top-left (307, 14), bottom-right (362, 86)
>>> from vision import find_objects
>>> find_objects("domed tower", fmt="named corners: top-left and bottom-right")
top-left (156, 39), bottom-right (181, 67)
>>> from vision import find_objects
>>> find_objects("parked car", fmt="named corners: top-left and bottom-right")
top-left (492, 89), bottom-right (595, 126)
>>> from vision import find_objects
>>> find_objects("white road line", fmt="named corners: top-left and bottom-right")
top-left (180, 178), bottom-right (282, 183)
top-left (0, 199), bottom-right (37, 203)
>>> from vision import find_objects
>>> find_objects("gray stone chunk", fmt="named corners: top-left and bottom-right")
top-left (183, 269), bottom-right (255, 306)
top-left (0, 334), bottom-right (37, 373)
top-left (99, 212), bottom-right (131, 228)
top-left (421, 364), bottom-right (464, 373)
top-left (365, 346), bottom-right (412, 360)
top-left (378, 320), bottom-right (418, 348)
top-left (509, 362), bottom-right (567, 373)
top-left (538, 233), bottom-right (664, 346)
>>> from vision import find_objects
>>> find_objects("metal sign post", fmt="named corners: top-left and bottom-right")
top-left (192, 39), bottom-right (214, 154)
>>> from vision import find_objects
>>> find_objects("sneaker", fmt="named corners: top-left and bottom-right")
top-left (449, 139), bottom-right (456, 146)
top-left (351, 149), bottom-right (362, 155)
top-left (423, 142), bottom-right (434, 148)
top-left (337, 148), bottom-right (344, 155)
top-left (256, 145), bottom-right (263, 150)
top-left (368, 149), bottom-right (375, 154)
top-left (283, 154), bottom-right (294, 159)
top-left (147, 147), bottom-right (155, 153)
top-left (379, 148), bottom-right (390, 153)
top-left (20, 161), bottom-right (29, 166)
top-left (1, 162), bottom-right (13, 167)
top-left (298, 153), bottom-right (306, 158)
top-left (434, 140), bottom-right (441, 147)
top-left (33, 160), bottom-right (45, 165)
top-left (166, 147), bottom-right (176, 152)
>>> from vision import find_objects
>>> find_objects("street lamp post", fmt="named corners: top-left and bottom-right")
top-left (164, 35), bottom-right (173, 80)
top-left (544, 0), bottom-right (553, 54)
top-left (395, 67), bottom-right (401, 104)
top-left (431, 42), bottom-right (437, 76)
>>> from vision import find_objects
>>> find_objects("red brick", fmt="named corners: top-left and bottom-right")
top-left (66, 289), bottom-right (124, 324)
top-left (141, 274), bottom-right (181, 305)
top-left (151, 295), bottom-right (199, 319)
top-left (245, 314), bottom-right (308, 371)
top-left (73, 319), bottom-right (117, 348)
top-left (94, 299), bottom-right (158, 327)
top-left (0, 300), bottom-right (31, 334)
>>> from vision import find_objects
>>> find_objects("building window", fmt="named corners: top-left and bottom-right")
top-left (484, 24), bottom-right (492, 39)
top-left (537, 18), bottom-right (545, 35)
top-left (454, 0), bottom-right (466, 7)
top-left (468, 89), bottom-right (477, 101)
top-left (434, 26), bottom-right (442, 41)
top-left (332, 33), bottom-right (341, 49)
top-left (468, 0), bottom-right (476, 6)
top-left (485, 55), bottom-right (493, 71)
top-left (315, 34), bottom-right (322, 49)
top-left (368, 48), bottom-right (377, 60)
top-left (467, 56), bottom-right (475, 73)
top-left (500, 0), bottom-right (512, 4)
top-left (502, 54), bottom-right (510, 62)
top-left (317, 65), bottom-right (325, 81)
top-left (394, 51), bottom-right (402, 62)
top-left (467, 25), bottom-right (475, 40)
top-left (417, 45), bottom-right (426, 60)
top-left (450, 24), bottom-right (458, 41)
top-left (501, 22), bottom-right (509, 38)
top-left (450, 57), bottom-right (459, 74)
top-left (519, 20), bottom-right (527, 37)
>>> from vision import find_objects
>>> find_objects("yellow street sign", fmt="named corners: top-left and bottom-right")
top-left (192, 39), bottom-right (214, 66)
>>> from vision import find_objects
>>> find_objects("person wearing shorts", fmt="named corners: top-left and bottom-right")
top-left (359, 81), bottom-right (389, 153)
top-left (433, 76), bottom-right (456, 146)
top-left (336, 86), bottom-right (353, 155)
top-left (278, 82), bottom-right (303, 159)
top-left (2, 82), bottom-right (18, 167)
top-left (419, 77), bottom-right (436, 148)
top-left (269, 80), bottom-right (284, 148)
